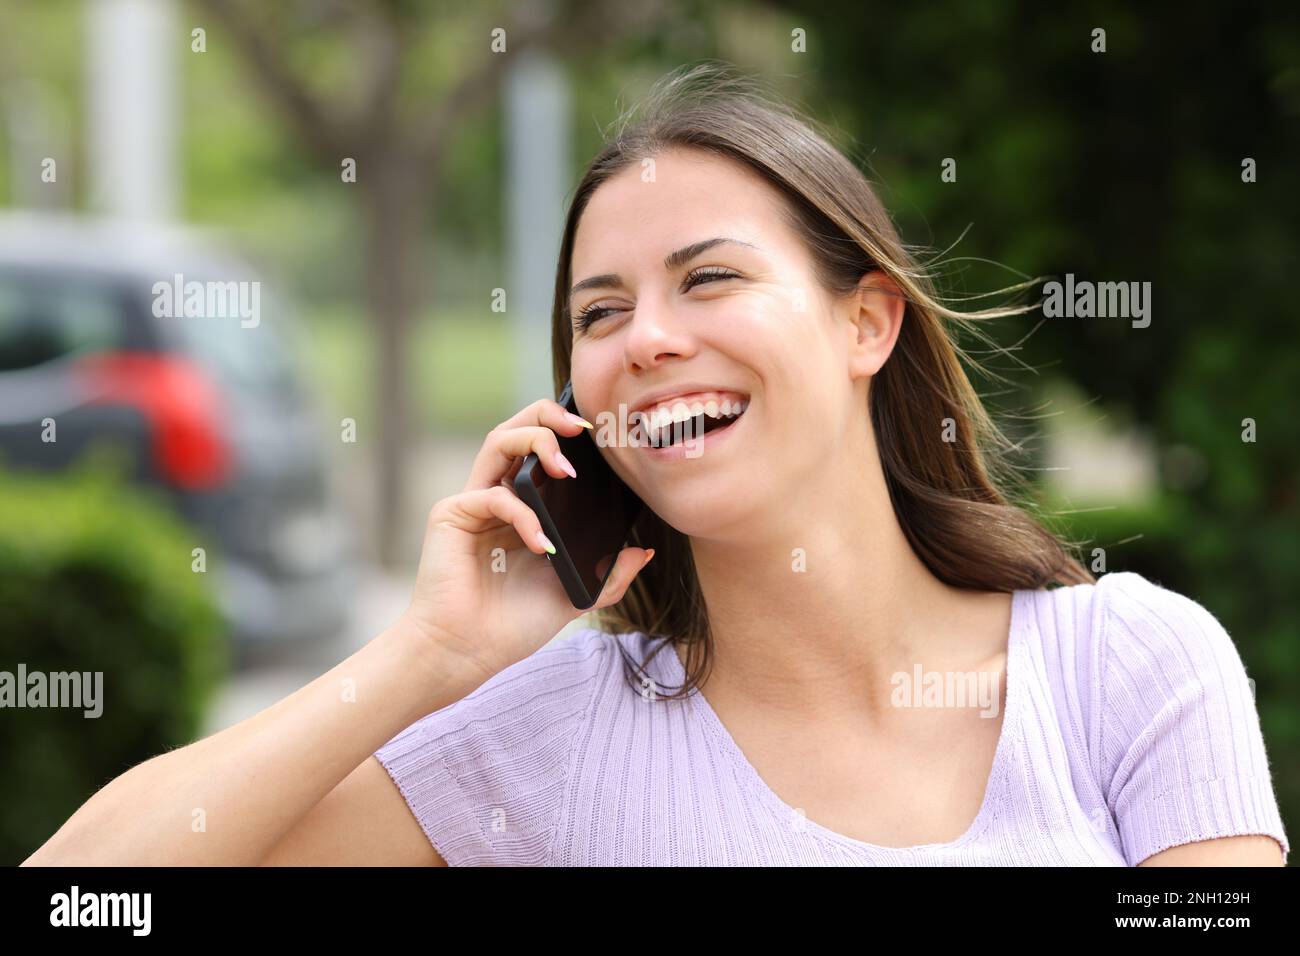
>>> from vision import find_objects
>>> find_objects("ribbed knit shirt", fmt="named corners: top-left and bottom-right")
top-left (373, 571), bottom-right (1290, 865)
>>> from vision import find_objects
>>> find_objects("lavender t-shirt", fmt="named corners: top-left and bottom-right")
top-left (373, 571), bottom-right (1290, 865)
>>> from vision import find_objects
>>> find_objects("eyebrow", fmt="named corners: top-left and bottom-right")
top-left (568, 237), bottom-right (759, 301)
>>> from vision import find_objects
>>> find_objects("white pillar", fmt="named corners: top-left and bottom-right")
top-left (504, 48), bottom-right (571, 407)
top-left (86, 0), bottom-right (178, 220)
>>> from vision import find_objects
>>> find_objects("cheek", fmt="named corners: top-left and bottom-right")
top-left (733, 298), bottom-right (847, 439)
top-left (703, 290), bottom-right (789, 357)
top-left (729, 283), bottom-right (826, 347)
top-left (568, 344), bottom-right (622, 412)
top-left (719, 291), bottom-right (827, 382)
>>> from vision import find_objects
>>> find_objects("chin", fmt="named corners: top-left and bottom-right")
top-left (646, 491), bottom-right (757, 541)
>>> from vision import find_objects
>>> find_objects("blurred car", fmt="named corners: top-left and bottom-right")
top-left (0, 212), bottom-right (357, 660)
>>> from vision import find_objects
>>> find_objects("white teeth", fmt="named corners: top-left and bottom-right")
top-left (640, 393), bottom-right (749, 444)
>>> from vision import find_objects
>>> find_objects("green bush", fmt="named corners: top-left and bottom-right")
top-left (0, 460), bottom-right (228, 865)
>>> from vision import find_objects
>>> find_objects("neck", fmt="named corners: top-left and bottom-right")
top-left (683, 425), bottom-right (1010, 726)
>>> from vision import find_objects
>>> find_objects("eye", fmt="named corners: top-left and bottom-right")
top-left (682, 266), bottom-right (740, 290)
top-left (571, 267), bottom-right (741, 333)
top-left (572, 302), bottom-right (621, 332)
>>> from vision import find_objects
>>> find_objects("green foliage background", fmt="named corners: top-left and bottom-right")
top-left (0, 460), bottom-right (227, 864)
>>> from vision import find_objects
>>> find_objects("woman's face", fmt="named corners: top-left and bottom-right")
top-left (567, 147), bottom-right (876, 538)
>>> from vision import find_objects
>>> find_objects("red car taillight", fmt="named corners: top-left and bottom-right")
top-left (75, 352), bottom-right (233, 490)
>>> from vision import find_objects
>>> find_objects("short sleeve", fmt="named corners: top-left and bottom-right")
top-left (1097, 572), bottom-right (1290, 865)
top-left (373, 627), bottom-right (610, 866)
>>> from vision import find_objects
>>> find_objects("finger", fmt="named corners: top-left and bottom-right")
top-left (497, 397), bottom-right (593, 435)
top-left (466, 401), bottom-right (592, 490)
top-left (465, 424), bottom-right (575, 492)
top-left (592, 547), bottom-right (655, 610)
top-left (498, 454), bottom-right (526, 490)
top-left (433, 486), bottom-right (557, 556)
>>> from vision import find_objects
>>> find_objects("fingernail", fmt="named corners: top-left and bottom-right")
top-left (566, 412), bottom-right (594, 429)
top-left (641, 548), bottom-right (655, 568)
top-left (536, 531), bottom-right (556, 554)
top-left (554, 451), bottom-right (577, 479)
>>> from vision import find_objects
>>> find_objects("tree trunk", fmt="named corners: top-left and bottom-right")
top-left (363, 153), bottom-right (426, 568)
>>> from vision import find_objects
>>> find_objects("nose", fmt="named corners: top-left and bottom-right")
top-left (622, 291), bottom-right (697, 374)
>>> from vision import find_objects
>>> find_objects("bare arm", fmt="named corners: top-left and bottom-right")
top-left (259, 755), bottom-right (446, 866)
top-left (1138, 834), bottom-right (1285, 866)
top-left (21, 398), bottom-right (648, 867)
top-left (22, 621), bottom-right (479, 866)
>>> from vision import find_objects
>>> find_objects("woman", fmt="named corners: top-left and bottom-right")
top-left (25, 64), bottom-right (1288, 867)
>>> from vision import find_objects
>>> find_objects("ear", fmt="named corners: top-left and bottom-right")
top-left (845, 269), bottom-right (905, 381)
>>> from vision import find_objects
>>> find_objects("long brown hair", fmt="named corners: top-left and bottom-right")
top-left (549, 62), bottom-right (1093, 700)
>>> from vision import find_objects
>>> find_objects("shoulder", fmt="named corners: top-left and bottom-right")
top-left (372, 625), bottom-right (623, 865)
top-left (1021, 570), bottom-right (1242, 690)
top-left (1021, 571), bottom-right (1258, 790)
top-left (1088, 571), bottom-right (1250, 703)
top-left (1025, 570), bottom-right (1253, 739)
top-left (1033, 572), bottom-right (1288, 865)
top-left (1095, 569), bottom-right (1234, 646)
top-left (1082, 571), bottom-right (1257, 762)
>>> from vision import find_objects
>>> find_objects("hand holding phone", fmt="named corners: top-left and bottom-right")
top-left (396, 393), bottom-right (653, 693)
top-left (514, 380), bottom-right (650, 609)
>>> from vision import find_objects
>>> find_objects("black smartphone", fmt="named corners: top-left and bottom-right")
top-left (514, 380), bottom-right (647, 609)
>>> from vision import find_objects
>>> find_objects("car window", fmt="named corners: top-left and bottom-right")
top-left (0, 271), bottom-right (124, 372)
top-left (161, 281), bottom-right (299, 394)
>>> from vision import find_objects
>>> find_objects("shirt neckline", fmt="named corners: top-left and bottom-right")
top-left (650, 587), bottom-right (1030, 854)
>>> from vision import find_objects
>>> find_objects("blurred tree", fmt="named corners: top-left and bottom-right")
top-left (194, 0), bottom-right (671, 565)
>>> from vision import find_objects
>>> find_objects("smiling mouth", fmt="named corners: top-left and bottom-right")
top-left (641, 400), bottom-right (748, 448)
